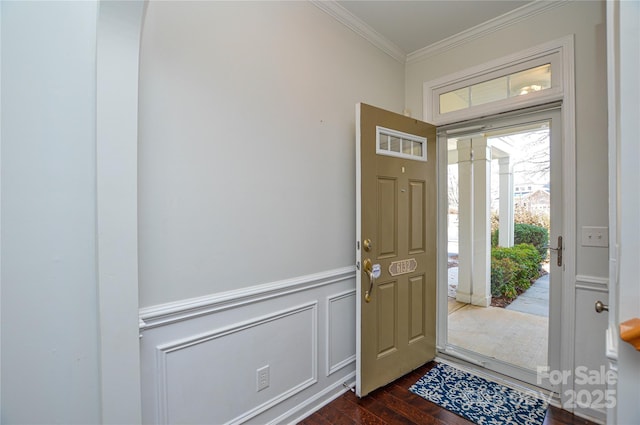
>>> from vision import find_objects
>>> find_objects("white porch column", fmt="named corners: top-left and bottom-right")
top-left (472, 137), bottom-right (492, 307)
top-left (498, 156), bottom-right (514, 247)
top-left (455, 139), bottom-right (473, 304)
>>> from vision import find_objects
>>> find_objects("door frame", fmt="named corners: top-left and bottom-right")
top-left (96, 1), bottom-right (146, 422)
top-left (435, 106), bottom-right (563, 392)
top-left (424, 36), bottom-right (576, 407)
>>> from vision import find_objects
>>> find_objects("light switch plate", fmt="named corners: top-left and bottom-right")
top-left (581, 226), bottom-right (609, 247)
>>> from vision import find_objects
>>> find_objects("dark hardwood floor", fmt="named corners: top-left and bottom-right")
top-left (299, 362), bottom-right (598, 425)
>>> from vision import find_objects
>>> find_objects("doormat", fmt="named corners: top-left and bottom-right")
top-left (409, 363), bottom-right (548, 425)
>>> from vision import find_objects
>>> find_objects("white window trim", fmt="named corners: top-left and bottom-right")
top-left (375, 126), bottom-right (428, 162)
top-left (423, 36), bottom-right (574, 126)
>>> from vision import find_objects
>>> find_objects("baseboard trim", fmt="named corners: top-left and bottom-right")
top-left (139, 266), bottom-right (355, 330)
top-left (277, 372), bottom-right (356, 425)
top-left (573, 409), bottom-right (605, 425)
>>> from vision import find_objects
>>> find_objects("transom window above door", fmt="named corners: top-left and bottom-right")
top-left (440, 63), bottom-right (552, 114)
top-left (423, 38), bottom-right (571, 125)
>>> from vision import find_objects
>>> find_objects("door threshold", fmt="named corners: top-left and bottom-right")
top-left (435, 351), bottom-right (561, 408)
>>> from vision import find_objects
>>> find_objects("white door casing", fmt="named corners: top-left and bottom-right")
top-left (96, 1), bottom-right (146, 422)
top-left (426, 36), bottom-right (577, 406)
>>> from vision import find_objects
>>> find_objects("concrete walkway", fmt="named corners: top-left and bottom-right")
top-left (447, 268), bottom-right (550, 370)
top-left (506, 274), bottom-right (549, 317)
top-left (448, 302), bottom-right (548, 370)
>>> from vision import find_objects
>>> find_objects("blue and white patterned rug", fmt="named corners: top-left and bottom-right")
top-left (409, 363), bottom-right (548, 425)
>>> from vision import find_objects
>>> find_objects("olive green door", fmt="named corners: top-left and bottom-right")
top-left (355, 103), bottom-right (437, 397)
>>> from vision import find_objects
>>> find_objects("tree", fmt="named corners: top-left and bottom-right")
top-left (493, 128), bottom-right (550, 183)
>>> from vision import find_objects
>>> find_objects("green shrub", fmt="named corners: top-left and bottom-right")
top-left (492, 223), bottom-right (549, 258)
top-left (491, 244), bottom-right (542, 298)
top-left (491, 257), bottom-right (517, 298)
top-left (514, 223), bottom-right (549, 258)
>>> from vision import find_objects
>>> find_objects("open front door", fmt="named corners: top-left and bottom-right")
top-left (356, 103), bottom-right (437, 397)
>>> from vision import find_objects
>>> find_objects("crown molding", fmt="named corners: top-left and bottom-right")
top-left (309, 0), bottom-right (407, 64)
top-left (311, 0), bottom-right (570, 66)
top-left (407, 0), bottom-right (570, 64)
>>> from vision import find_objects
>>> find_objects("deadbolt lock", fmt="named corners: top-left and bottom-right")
top-left (363, 239), bottom-right (372, 252)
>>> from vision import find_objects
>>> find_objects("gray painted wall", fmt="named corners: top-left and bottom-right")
top-left (137, 1), bottom-right (405, 307)
top-left (1, 2), bottom-right (101, 423)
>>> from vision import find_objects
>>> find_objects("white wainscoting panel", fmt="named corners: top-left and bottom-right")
top-left (326, 290), bottom-right (356, 376)
top-left (157, 303), bottom-right (317, 424)
top-left (140, 267), bottom-right (356, 425)
top-left (573, 276), bottom-right (609, 424)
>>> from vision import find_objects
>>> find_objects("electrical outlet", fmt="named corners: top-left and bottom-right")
top-left (581, 226), bottom-right (609, 247)
top-left (256, 365), bottom-right (270, 392)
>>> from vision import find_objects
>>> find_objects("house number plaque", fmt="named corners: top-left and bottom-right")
top-left (388, 258), bottom-right (417, 276)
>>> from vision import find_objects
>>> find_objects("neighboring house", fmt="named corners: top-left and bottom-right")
top-left (514, 181), bottom-right (549, 197)
top-left (2, 1), bottom-right (638, 424)
top-left (516, 189), bottom-right (551, 214)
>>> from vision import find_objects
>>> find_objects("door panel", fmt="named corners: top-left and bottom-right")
top-left (356, 103), bottom-right (437, 397)
top-left (377, 177), bottom-right (397, 258)
top-left (409, 275), bottom-right (426, 341)
top-left (409, 180), bottom-right (426, 253)
top-left (377, 281), bottom-right (398, 356)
